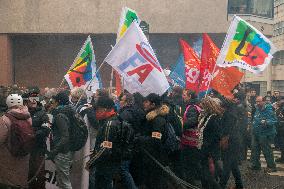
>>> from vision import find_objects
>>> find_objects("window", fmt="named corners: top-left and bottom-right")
top-left (228, 0), bottom-right (274, 18)
top-left (272, 80), bottom-right (284, 92)
top-left (273, 21), bottom-right (284, 36)
top-left (272, 50), bottom-right (284, 65)
top-left (275, 0), bottom-right (284, 7)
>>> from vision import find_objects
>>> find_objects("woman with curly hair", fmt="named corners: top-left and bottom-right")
top-left (198, 97), bottom-right (224, 189)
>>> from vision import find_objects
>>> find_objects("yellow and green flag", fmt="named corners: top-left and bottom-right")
top-left (117, 7), bottom-right (140, 41)
top-left (216, 16), bottom-right (276, 74)
top-left (64, 36), bottom-right (100, 89)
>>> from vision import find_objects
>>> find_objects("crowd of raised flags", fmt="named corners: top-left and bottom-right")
top-left (63, 7), bottom-right (276, 104)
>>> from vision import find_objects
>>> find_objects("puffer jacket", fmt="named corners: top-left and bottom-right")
top-left (253, 104), bottom-right (277, 137)
top-left (137, 105), bottom-right (169, 162)
top-left (0, 106), bottom-right (32, 188)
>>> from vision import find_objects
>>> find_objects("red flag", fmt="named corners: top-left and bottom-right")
top-left (199, 34), bottom-right (220, 92)
top-left (114, 70), bottom-right (122, 96)
top-left (211, 67), bottom-right (244, 99)
top-left (179, 39), bottom-right (200, 92)
top-left (198, 34), bottom-right (244, 98)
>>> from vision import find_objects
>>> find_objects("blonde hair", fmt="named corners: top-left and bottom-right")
top-left (200, 97), bottom-right (224, 116)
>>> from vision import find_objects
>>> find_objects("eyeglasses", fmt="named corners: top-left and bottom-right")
top-left (29, 97), bottom-right (40, 102)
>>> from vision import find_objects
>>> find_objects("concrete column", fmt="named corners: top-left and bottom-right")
top-left (267, 63), bottom-right (272, 91)
top-left (0, 34), bottom-right (13, 86)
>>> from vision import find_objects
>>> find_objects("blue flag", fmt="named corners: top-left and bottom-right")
top-left (169, 54), bottom-right (185, 88)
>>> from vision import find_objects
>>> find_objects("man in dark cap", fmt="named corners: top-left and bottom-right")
top-left (48, 91), bottom-right (74, 189)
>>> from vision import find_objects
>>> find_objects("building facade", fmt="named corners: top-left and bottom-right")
top-left (0, 0), bottom-right (276, 90)
top-left (242, 0), bottom-right (284, 95)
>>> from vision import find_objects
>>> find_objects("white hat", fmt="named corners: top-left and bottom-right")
top-left (6, 94), bottom-right (23, 108)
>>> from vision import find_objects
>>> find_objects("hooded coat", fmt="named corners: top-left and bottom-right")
top-left (138, 104), bottom-right (170, 161)
top-left (0, 106), bottom-right (32, 188)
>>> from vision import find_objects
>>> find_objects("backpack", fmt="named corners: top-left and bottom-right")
top-left (163, 122), bottom-right (180, 153)
top-left (67, 111), bottom-right (89, 152)
top-left (5, 113), bottom-right (35, 157)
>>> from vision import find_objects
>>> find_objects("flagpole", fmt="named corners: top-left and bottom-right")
top-left (205, 63), bottom-right (218, 97)
top-left (75, 61), bottom-right (106, 107)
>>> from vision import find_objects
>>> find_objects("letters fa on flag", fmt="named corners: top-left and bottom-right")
top-left (105, 22), bottom-right (169, 96)
top-left (117, 41), bottom-right (162, 84)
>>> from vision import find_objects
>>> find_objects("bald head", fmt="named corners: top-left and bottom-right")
top-left (256, 96), bottom-right (265, 108)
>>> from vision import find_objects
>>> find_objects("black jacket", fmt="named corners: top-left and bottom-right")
top-left (50, 105), bottom-right (72, 156)
top-left (137, 105), bottom-right (169, 162)
top-left (221, 103), bottom-right (241, 156)
top-left (29, 106), bottom-right (50, 152)
top-left (276, 105), bottom-right (284, 133)
top-left (118, 105), bottom-right (146, 136)
top-left (201, 114), bottom-right (222, 160)
top-left (94, 115), bottom-right (131, 167)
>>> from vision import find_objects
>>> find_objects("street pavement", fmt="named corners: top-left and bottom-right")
top-left (228, 149), bottom-right (284, 189)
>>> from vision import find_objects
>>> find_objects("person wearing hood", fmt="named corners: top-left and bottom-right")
top-left (250, 96), bottom-right (277, 173)
top-left (135, 93), bottom-right (170, 189)
top-left (48, 91), bottom-right (74, 189)
top-left (0, 94), bottom-right (32, 188)
top-left (23, 88), bottom-right (50, 189)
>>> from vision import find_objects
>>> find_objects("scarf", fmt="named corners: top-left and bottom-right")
top-left (96, 109), bottom-right (116, 120)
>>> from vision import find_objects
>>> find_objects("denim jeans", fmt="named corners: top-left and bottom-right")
top-left (220, 155), bottom-right (243, 189)
top-left (54, 152), bottom-right (74, 189)
top-left (251, 134), bottom-right (276, 169)
top-left (93, 164), bottom-right (120, 189)
top-left (120, 161), bottom-right (137, 189)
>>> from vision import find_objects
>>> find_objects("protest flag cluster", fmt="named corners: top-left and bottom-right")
top-left (61, 11), bottom-right (276, 100)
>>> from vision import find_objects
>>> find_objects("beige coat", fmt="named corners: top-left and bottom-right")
top-left (0, 106), bottom-right (32, 188)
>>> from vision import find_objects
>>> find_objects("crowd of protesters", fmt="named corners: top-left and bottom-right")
top-left (0, 84), bottom-right (283, 189)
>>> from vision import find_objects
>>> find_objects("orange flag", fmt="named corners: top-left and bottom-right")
top-left (198, 33), bottom-right (244, 98)
top-left (211, 67), bottom-right (244, 99)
